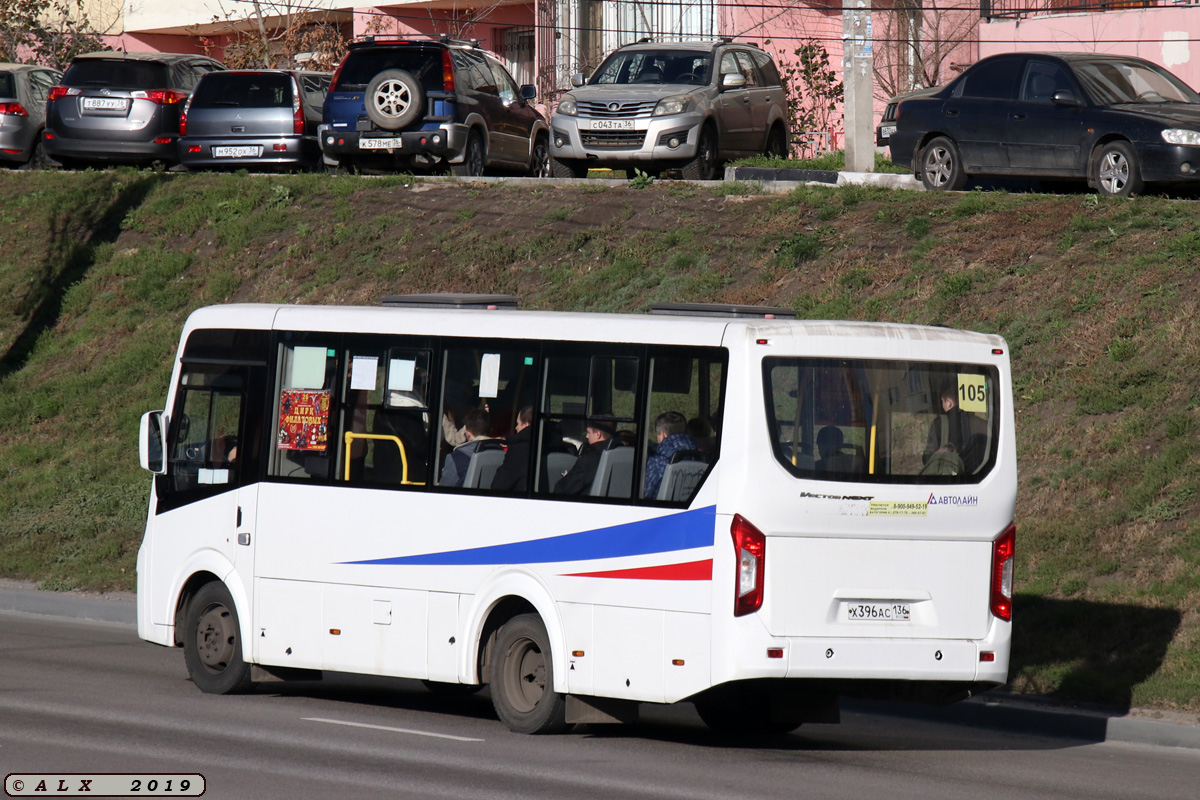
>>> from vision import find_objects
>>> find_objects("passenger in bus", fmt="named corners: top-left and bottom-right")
top-left (553, 418), bottom-right (615, 495)
top-left (211, 435), bottom-right (238, 467)
top-left (686, 416), bottom-right (716, 462)
top-left (816, 426), bottom-right (859, 473)
top-left (924, 385), bottom-right (986, 473)
top-left (439, 408), bottom-right (493, 487)
top-left (492, 405), bottom-right (534, 492)
top-left (644, 412), bottom-right (699, 498)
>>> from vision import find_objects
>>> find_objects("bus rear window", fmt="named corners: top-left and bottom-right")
top-left (763, 357), bottom-right (1000, 484)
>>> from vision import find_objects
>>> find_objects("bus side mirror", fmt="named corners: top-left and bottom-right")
top-left (140, 410), bottom-right (166, 474)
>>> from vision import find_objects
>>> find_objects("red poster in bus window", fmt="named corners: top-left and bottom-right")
top-left (277, 389), bottom-right (330, 451)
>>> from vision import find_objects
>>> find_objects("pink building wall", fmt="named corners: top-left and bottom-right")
top-left (979, 8), bottom-right (1199, 89)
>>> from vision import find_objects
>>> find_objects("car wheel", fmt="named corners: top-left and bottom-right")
top-left (183, 582), bottom-right (254, 695)
top-left (529, 133), bottom-right (551, 178)
top-left (1093, 141), bottom-right (1143, 198)
top-left (764, 125), bottom-right (788, 160)
top-left (365, 69), bottom-right (425, 131)
top-left (23, 133), bottom-right (48, 170)
top-left (549, 155), bottom-right (589, 179)
top-left (920, 136), bottom-right (967, 191)
top-left (490, 614), bottom-right (569, 734)
top-left (450, 130), bottom-right (485, 177)
top-left (681, 124), bottom-right (717, 180)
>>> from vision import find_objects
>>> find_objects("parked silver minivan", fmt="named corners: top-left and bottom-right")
top-left (180, 69), bottom-right (331, 171)
top-left (549, 40), bottom-right (788, 180)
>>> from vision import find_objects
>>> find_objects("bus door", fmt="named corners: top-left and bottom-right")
top-left (157, 336), bottom-right (269, 629)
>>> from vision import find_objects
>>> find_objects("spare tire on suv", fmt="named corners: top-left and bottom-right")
top-left (321, 36), bottom-right (549, 176)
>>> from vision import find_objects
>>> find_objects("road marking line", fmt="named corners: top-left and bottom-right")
top-left (303, 717), bottom-right (484, 742)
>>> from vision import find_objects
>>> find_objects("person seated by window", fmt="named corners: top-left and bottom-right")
top-left (644, 411), bottom-right (698, 498)
top-left (923, 385), bottom-right (986, 473)
top-left (686, 416), bottom-right (716, 462)
top-left (493, 405), bottom-right (534, 492)
top-left (554, 418), bottom-right (615, 496)
top-left (816, 425), bottom-right (858, 473)
top-left (211, 434), bottom-right (238, 467)
top-left (439, 408), bottom-right (492, 487)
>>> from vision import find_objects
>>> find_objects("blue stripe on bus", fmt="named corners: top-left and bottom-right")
top-left (344, 505), bottom-right (716, 566)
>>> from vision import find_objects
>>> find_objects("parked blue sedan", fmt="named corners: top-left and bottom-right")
top-left (889, 52), bottom-right (1200, 196)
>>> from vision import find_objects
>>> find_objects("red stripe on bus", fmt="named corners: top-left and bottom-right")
top-left (564, 559), bottom-right (713, 581)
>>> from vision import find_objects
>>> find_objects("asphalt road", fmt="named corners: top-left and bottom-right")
top-left (1, 609), bottom-right (1197, 800)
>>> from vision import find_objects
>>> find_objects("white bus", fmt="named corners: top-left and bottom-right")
top-left (137, 296), bottom-right (1016, 734)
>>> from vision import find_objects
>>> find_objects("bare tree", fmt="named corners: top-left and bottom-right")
top-left (873, 0), bottom-right (977, 100)
top-left (190, 0), bottom-right (348, 71)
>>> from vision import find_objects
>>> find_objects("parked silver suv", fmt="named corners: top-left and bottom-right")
top-left (549, 39), bottom-right (788, 180)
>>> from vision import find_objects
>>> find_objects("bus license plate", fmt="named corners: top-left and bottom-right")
top-left (846, 602), bottom-right (910, 621)
top-left (360, 137), bottom-right (400, 150)
top-left (587, 119), bottom-right (634, 130)
top-left (213, 146), bottom-right (262, 158)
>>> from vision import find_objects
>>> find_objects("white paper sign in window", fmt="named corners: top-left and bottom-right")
top-left (479, 353), bottom-right (501, 399)
top-left (289, 346), bottom-right (327, 390)
top-left (351, 356), bottom-right (379, 391)
top-left (388, 358), bottom-right (416, 392)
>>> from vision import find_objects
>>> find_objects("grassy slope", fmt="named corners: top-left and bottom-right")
top-left (1, 169), bottom-right (1198, 713)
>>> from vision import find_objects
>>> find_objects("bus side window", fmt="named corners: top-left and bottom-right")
top-left (435, 345), bottom-right (537, 491)
top-left (270, 342), bottom-right (337, 480)
top-left (640, 350), bottom-right (725, 502)
top-left (168, 367), bottom-right (245, 494)
top-left (339, 347), bottom-right (433, 487)
top-left (536, 350), bottom-right (641, 500)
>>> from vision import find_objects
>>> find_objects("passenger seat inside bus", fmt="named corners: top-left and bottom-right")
top-left (543, 451), bottom-right (578, 493)
top-left (656, 450), bottom-right (708, 502)
top-left (461, 441), bottom-right (506, 489)
top-left (590, 446), bottom-right (634, 498)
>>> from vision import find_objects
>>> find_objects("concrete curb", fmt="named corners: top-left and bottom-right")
top-left (2, 580), bottom-right (1197, 750)
top-left (723, 165), bottom-right (923, 193)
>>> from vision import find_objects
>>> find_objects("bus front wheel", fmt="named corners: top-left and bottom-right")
top-left (490, 614), bottom-right (569, 734)
top-left (183, 581), bottom-right (254, 694)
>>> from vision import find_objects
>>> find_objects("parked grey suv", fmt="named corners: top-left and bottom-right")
top-left (180, 69), bottom-right (330, 171)
top-left (549, 39), bottom-right (788, 180)
top-left (44, 51), bottom-right (225, 167)
top-left (0, 63), bottom-right (62, 168)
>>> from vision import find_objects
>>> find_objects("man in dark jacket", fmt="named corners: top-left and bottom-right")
top-left (492, 406), bottom-right (534, 492)
top-left (554, 418), bottom-right (616, 496)
top-left (439, 408), bottom-right (492, 487)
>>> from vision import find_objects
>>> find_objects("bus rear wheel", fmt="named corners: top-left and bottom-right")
top-left (490, 614), bottom-right (569, 734)
top-left (183, 582), bottom-right (254, 694)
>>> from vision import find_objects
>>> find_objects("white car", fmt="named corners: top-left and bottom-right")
top-left (549, 39), bottom-right (789, 180)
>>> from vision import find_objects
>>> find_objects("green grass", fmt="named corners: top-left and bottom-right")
top-left (4, 171), bottom-right (1200, 714)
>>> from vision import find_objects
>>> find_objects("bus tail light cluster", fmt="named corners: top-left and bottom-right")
top-left (731, 514), bottom-right (765, 617)
top-left (990, 523), bottom-right (1015, 621)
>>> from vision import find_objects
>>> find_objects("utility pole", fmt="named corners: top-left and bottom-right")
top-left (842, 0), bottom-right (874, 172)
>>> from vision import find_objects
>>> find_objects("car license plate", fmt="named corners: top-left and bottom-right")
top-left (82, 97), bottom-right (127, 110)
top-left (881, 125), bottom-right (896, 138)
top-left (587, 119), bottom-right (635, 130)
top-left (846, 602), bottom-right (910, 621)
top-left (212, 146), bottom-right (262, 158)
top-left (360, 137), bottom-right (400, 150)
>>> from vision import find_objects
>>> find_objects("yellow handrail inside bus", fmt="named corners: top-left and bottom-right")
top-left (343, 432), bottom-right (424, 486)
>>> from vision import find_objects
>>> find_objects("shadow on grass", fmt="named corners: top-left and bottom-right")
top-left (0, 173), bottom-right (161, 379)
top-left (1010, 593), bottom-right (1182, 711)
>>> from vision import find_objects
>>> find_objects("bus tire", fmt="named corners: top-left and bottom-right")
top-left (490, 614), bottom-right (569, 734)
top-left (694, 686), bottom-right (803, 736)
top-left (183, 581), bottom-right (254, 695)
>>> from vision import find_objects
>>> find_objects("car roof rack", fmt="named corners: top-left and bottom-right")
top-left (380, 293), bottom-right (520, 310)
top-left (352, 34), bottom-right (482, 49)
top-left (647, 302), bottom-right (796, 319)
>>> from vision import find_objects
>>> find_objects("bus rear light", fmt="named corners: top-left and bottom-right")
top-left (990, 523), bottom-right (1015, 621)
top-left (980, 652), bottom-right (995, 662)
top-left (766, 648), bottom-right (784, 659)
top-left (731, 514), bottom-right (765, 617)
